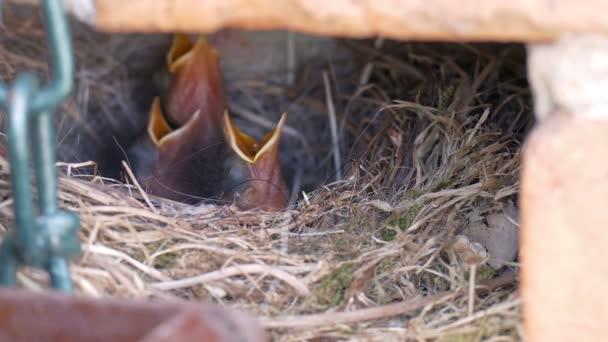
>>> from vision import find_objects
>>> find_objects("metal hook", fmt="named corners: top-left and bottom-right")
top-left (0, 0), bottom-right (74, 112)
top-left (0, 0), bottom-right (80, 291)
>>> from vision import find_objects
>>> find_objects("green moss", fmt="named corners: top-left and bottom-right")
top-left (389, 189), bottom-right (425, 230)
top-left (441, 318), bottom-right (505, 342)
top-left (442, 331), bottom-right (484, 342)
top-left (379, 228), bottom-right (397, 241)
top-left (402, 188), bottom-right (423, 200)
top-left (463, 264), bottom-right (497, 282)
top-left (476, 264), bottom-right (497, 282)
top-left (437, 84), bottom-right (456, 111)
top-left (420, 266), bottom-right (451, 292)
top-left (430, 179), bottom-right (457, 192)
top-left (387, 202), bottom-right (424, 231)
top-left (379, 258), bottom-right (392, 273)
top-left (153, 252), bottom-right (177, 268)
top-left (308, 262), bottom-right (357, 309)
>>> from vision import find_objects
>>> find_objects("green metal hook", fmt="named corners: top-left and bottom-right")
top-left (0, 0), bottom-right (80, 291)
top-left (5, 73), bottom-right (43, 264)
top-left (31, 0), bottom-right (75, 113)
top-left (0, 0), bottom-right (74, 112)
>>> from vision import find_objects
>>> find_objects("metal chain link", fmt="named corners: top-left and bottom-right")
top-left (0, 0), bottom-right (80, 291)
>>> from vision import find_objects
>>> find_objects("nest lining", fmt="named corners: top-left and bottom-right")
top-left (0, 6), bottom-right (529, 341)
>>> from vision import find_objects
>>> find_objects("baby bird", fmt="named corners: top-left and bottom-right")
top-left (131, 34), bottom-right (290, 211)
top-left (130, 34), bottom-right (228, 203)
top-left (164, 34), bottom-right (225, 132)
top-left (222, 111), bottom-right (289, 212)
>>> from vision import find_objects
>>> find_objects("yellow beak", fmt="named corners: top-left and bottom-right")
top-left (134, 34), bottom-right (227, 202)
top-left (163, 34), bottom-right (225, 135)
top-left (223, 111), bottom-right (289, 212)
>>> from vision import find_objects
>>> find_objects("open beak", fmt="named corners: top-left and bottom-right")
top-left (135, 97), bottom-right (207, 202)
top-left (223, 111), bottom-right (289, 212)
top-left (164, 34), bottom-right (225, 139)
top-left (132, 34), bottom-right (228, 202)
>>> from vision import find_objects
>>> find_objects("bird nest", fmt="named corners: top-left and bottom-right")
top-left (0, 5), bottom-right (527, 341)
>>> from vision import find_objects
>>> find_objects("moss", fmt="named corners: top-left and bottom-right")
top-left (153, 252), bottom-right (177, 268)
top-left (402, 188), bottom-right (423, 200)
top-left (464, 264), bottom-right (497, 282)
top-left (387, 202), bottom-right (424, 231)
top-left (442, 318), bottom-right (506, 342)
top-left (385, 189), bottom-right (426, 230)
top-left (308, 262), bottom-right (357, 309)
top-left (131, 241), bottom-right (177, 268)
top-left (476, 264), bottom-right (497, 282)
top-left (379, 227), bottom-right (397, 241)
top-left (437, 84), bottom-right (456, 111)
top-left (379, 258), bottom-right (392, 273)
top-left (420, 266), bottom-right (451, 292)
top-left (430, 179), bottom-right (457, 192)
top-left (442, 331), bottom-right (484, 342)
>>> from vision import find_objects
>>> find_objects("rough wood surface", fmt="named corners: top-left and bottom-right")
top-left (93, 0), bottom-right (608, 41)
top-left (8, 0), bottom-right (96, 25)
top-left (528, 35), bottom-right (608, 121)
top-left (521, 113), bottom-right (608, 342)
top-left (523, 34), bottom-right (608, 341)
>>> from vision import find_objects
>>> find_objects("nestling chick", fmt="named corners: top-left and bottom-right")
top-left (129, 34), bottom-right (228, 203)
top-left (223, 111), bottom-right (289, 212)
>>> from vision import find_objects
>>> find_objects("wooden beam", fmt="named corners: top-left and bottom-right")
top-left (92, 0), bottom-right (608, 42)
top-left (521, 113), bottom-right (608, 342)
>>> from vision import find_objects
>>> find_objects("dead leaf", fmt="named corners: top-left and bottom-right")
top-left (463, 203), bottom-right (519, 269)
top-left (452, 235), bottom-right (488, 266)
top-left (343, 259), bottom-right (379, 305)
top-left (367, 200), bottom-right (394, 212)
top-left (387, 128), bottom-right (402, 148)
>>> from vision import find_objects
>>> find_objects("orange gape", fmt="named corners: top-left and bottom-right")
top-left (223, 111), bottom-right (289, 212)
top-left (137, 34), bottom-right (227, 202)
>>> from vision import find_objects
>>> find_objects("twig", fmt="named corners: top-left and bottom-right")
top-left (261, 270), bottom-right (519, 330)
top-left (284, 230), bottom-right (344, 237)
top-left (261, 291), bottom-right (455, 329)
top-left (466, 108), bottom-right (490, 145)
top-left (86, 206), bottom-right (176, 225)
top-left (286, 31), bottom-right (296, 85)
top-left (121, 160), bottom-right (157, 214)
top-left (436, 299), bottom-right (521, 333)
top-left (149, 264), bottom-right (310, 296)
top-left (358, 37), bottom-right (384, 87)
top-left (56, 160), bottom-right (98, 177)
top-left (84, 244), bottom-right (169, 281)
top-left (468, 264), bottom-right (477, 316)
top-left (476, 268), bottom-right (518, 294)
top-left (323, 70), bottom-right (342, 181)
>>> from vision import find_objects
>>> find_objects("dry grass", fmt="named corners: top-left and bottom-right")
top-left (0, 6), bottom-right (530, 341)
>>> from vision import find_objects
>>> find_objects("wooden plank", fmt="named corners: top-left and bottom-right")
top-left (92, 0), bottom-right (608, 41)
top-left (521, 113), bottom-right (608, 341)
top-left (523, 35), bottom-right (608, 341)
